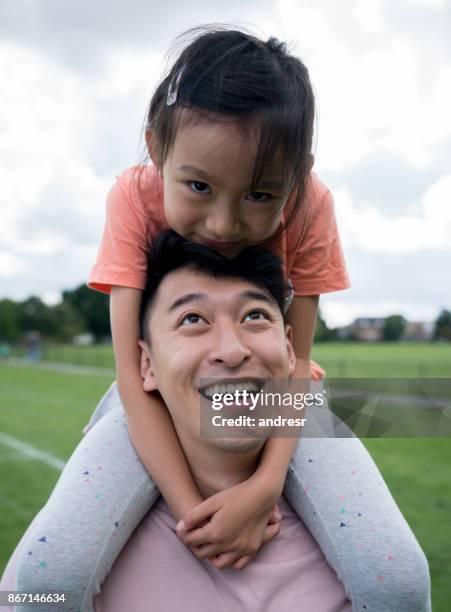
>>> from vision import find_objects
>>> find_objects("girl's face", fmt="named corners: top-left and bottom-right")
top-left (153, 113), bottom-right (289, 257)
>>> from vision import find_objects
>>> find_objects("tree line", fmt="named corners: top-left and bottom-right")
top-left (314, 311), bottom-right (451, 342)
top-left (0, 285), bottom-right (110, 343)
top-left (0, 284), bottom-right (450, 343)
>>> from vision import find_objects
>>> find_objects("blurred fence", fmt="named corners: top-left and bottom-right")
top-left (318, 358), bottom-right (451, 378)
top-left (3, 343), bottom-right (450, 378)
top-left (7, 343), bottom-right (115, 369)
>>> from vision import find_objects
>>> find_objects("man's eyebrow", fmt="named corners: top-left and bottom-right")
top-left (239, 290), bottom-right (276, 306)
top-left (167, 293), bottom-right (206, 313)
top-left (177, 165), bottom-right (284, 191)
top-left (167, 289), bottom-right (275, 313)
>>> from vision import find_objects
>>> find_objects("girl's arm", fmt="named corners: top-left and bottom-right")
top-left (178, 295), bottom-right (319, 568)
top-left (257, 295), bottom-right (319, 491)
top-left (110, 286), bottom-right (203, 519)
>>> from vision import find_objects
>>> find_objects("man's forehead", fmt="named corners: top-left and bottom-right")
top-left (153, 268), bottom-right (275, 313)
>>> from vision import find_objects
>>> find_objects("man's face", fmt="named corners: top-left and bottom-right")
top-left (140, 267), bottom-right (296, 452)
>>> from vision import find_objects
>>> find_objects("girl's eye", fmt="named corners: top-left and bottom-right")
top-left (247, 192), bottom-right (272, 203)
top-left (243, 310), bottom-right (270, 322)
top-left (180, 313), bottom-right (207, 326)
top-left (189, 181), bottom-right (210, 195)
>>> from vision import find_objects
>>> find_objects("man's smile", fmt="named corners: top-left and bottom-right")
top-left (198, 378), bottom-right (266, 401)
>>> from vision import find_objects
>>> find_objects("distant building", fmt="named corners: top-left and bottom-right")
top-left (337, 317), bottom-right (385, 341)
top-left (337, 317), bottom-right (434, 342)
top-left (402, 321), bottom-right (433, 342)
top-left (72, 333), bottom-right (95, 347)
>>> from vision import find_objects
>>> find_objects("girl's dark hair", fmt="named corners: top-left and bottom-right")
top-left (139, 229), bottom-right (286, 343)
top-left (139, 24), bottom-right (316, 248)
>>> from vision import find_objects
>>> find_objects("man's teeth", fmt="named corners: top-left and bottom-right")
top-left (201, 381), bottom-right (260, 400)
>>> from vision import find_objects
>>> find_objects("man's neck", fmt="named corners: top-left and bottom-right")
top-left (192, 451), bottom-right (261, 498)
top-left (177, 429), bottom-right (265, 498)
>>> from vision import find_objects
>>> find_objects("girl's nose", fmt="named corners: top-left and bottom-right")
top-left (205, 205), bottom-right (241, 240)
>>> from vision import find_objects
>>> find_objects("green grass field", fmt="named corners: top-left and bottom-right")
top-left (9, 341), bottom-right (451, 377)
top-left (0, 349), bottom-right (450, 609)
top-left (312, 342), bottom-right (451, 377)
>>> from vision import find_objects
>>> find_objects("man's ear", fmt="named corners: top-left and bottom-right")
top-left (138, 339), bottom-right (158, 392)
top-left (284, 324), bottom-right (297, 376)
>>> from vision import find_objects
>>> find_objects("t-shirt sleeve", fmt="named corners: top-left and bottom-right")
top-left (289, 186), bottom-right (351, 296)
top-left (88, 172), bottom-right (149, 295)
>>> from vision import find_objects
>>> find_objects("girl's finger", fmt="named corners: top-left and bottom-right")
top-left (177, 497), bottom-right (218, 533)
top-left (267, 503), bottom-right (282, 524)
top-left (179, 524), bottom-right (214, 547)
top-left (231, 555), bottom-right (252, 570)
top-left (262, 522), bottom-right (280, 544)
top-left (209, 551), bottom-right (241, 569)
top-left (190, 542), bottom-right (224, 560)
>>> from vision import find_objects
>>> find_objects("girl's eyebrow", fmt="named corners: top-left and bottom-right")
top-left (177, 164), bottom-right (284, 190)
top-left (177, 165), bottom-right (211, 180)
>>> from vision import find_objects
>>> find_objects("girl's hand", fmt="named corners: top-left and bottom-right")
top-left (176, 476), bottom-right (282, 569)
top-left (206, 506), bottom-right (281, 570)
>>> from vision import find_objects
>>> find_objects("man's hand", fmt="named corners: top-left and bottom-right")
top-left (176, 477), bottom-right (282, 570)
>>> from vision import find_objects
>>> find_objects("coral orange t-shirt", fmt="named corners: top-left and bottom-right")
top-left (89, 165), bottom-right (350, 297)
top-left (88, 165), bottom-right (350, 379)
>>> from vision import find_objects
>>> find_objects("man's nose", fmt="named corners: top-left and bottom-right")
top-left (205, 204), bottom-right (241, 239)
top-left (208, 322), bottom-right (251, 368)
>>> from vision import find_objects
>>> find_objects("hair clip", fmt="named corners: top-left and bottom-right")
top-left (283, 278), bottom-right (294, 314)
top-left (166, 65), bottom-right (185, 106)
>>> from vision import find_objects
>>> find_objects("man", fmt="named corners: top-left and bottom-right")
top-left (95, 230), bottom-right (352, 610)
top-left (1, 231), bottom-right (430, 611)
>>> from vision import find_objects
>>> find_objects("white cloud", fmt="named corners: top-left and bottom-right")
top-left (409, 0), bottom-right (449, 10)
top-left (0, 2), bottom-right (450, 322)
top-left (353, 0), bottom-right (383, 33)
top-left (423, 174), bottom-right (451, 236)
top-left (263, 2), bottom-right (451, 172)
top-left (334, 174), bottom-right (451, 253)
top-left (42, 291), bottom-right (61, 306)
top-left (0, 42), bottom-right (157, 267)
top-left (0, 252), bottom-right (28, 277)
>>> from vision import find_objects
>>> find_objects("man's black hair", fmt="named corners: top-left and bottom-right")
top-left (139, 230), bottom-right (287, 342)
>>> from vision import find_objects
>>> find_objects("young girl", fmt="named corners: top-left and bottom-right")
top-left (15, 25), bottom-right (430, 612)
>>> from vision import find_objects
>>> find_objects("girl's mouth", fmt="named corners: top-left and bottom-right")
top-left (195, 235), bottom-right (244, 250)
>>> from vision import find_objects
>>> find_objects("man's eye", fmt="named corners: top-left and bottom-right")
top-left (180, 313), bottom-right (206, 326)
top-left (189, 181), bottom-right (210, 195)
top-left (243, 310), bottom-right (269, 322)
top-left (247, 192), bottom-right (272, 203)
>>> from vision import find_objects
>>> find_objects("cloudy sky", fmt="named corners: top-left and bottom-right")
top-left (0, 0), bottom-right (450, 327)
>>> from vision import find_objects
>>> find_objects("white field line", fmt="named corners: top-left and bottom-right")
top-left (0, 495), bottom-right (33, 520)
top-left (4, 358), bottom-right (115, 377)
top-left (0, 432), bottom-right (65, 471)
top-left (0, 450), bottom-right (35, 463)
